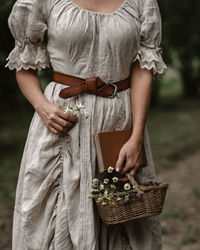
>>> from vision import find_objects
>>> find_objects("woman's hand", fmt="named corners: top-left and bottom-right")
top-left (37, 101), bottom-right (78, 135)
top-left (115, 138), bottom-right (143, 182)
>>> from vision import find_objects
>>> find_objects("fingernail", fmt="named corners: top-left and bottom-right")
top-left (116, 168), bottom-right (120, 172)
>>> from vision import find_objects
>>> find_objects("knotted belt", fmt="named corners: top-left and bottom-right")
top-left (53, 72), bottom-right (131, 99)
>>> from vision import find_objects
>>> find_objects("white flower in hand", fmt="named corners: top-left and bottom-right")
top-left (64, 101), bottom-right (89, 119)
top-left (64, 106), bottom-right (73, 114)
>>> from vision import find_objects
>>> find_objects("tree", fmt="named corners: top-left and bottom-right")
top-left (159, 0), bottom-right (200, 97)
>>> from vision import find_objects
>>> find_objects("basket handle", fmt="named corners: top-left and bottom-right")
top-left (126, 173), bottom-right (140, 192)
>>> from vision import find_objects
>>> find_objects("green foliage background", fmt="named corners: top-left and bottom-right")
top-left (1, 0), bottom-right (200, 106)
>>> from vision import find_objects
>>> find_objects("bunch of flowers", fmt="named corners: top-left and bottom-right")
top-left (59, 101), bottom-right (89, 119)
top-left (89, 166), bottom-right (144, 206)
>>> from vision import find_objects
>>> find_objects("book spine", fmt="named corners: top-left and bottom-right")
top-left (93, 135), bottom-right (104, 173)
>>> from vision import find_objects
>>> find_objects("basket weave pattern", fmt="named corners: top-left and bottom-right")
top-left (92, 173), bottom-right (168, 224)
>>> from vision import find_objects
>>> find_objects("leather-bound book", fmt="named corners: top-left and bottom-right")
top-left (93, 129), bottom-right (147, 173)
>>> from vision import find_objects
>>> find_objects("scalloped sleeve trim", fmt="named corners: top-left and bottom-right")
top-left (5, 41), bottom-right (50, 71)
top-left (133, 43), bottom-right (167, 78)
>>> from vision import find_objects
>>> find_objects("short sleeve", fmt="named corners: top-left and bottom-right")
top-left (5, 0), bottom-right (50, 71)
top-left (133, 0), bottom-right (167, 78)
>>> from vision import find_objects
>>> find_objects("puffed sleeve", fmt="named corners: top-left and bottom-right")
top-left (5, 0), bottom-right (50, 71)
top-left (133, 0), bottom-right (167, 78)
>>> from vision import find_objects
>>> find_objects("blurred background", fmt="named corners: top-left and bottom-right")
top-left (0, 0), bottom-right (200, 249)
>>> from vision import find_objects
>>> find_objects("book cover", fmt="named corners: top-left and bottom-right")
top-left (93, 129), bottom-right (147, 173)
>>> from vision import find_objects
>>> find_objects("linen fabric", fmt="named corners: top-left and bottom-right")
top-left (6, 0), bottom-right (167, 249)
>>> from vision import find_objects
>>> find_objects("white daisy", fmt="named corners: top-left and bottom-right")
top-left (64, 106), bottom-right (72, 113)
top-left (112, 177), bottom-right (118, 183)
top-left (92, 178), bottom-right (99, 184)
top-left (91, 188), bottom-right (99, 193)
top-left (99, 184), bottom-right (104, 190)
top-left (103, 178), bottom-right (109, 184)
top-left (76, 103), bottom-right (85, 110)
top-left (97, 197), bottom-right (103, 203)
top-left (107, 166), bottom-right (114, 173)
top-left (124, 183), bottom-right (131, 191)
top-left (111, 184), bottom-right (116, 189)
top-left (84, 111), bottom-right (89, 119)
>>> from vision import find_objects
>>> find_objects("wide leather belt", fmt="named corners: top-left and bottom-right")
top-left (53, 72), bottom-right (131, 99)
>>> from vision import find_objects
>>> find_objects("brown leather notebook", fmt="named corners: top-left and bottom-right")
top-left (93, 129), bottom-right (147, 173)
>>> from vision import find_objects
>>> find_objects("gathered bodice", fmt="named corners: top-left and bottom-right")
top-left (6, 0), bottom-right (167, 80)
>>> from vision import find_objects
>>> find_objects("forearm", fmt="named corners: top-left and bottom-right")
top-left (129, 61), bottom-right (153, 143)
top-left (16, 69), bottom-right (48, 111)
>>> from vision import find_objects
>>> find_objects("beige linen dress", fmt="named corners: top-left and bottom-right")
top-left (6, 0), bottom-right (167, 249)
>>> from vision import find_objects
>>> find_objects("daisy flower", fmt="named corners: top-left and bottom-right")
top-left (84, 111), bottom-right (89, 119)
top-left (92, 178), bottom-right (99, 184)
top-left (124, 183), bottom-right (131, 191)
top-left (91, 188), bottom-right (99, 193)
top-left (63, 102), bottom-right (89, 119)
top-left (110, 184), bottom-right (116, 189)
top-left (103, 178), bottom-right (109, 184)
top-left (107, 166), bottom-right (114, 173)
top-left (112, 177), bottom-right (118, 183)
top-left (64, 106), bottom-right (73, 113)
top-left (76, 103), bottom-right (85, 110)
top-left (99, 184), bottom-right (104, 190)
top-left (97, 197), bottom-right (103, 203)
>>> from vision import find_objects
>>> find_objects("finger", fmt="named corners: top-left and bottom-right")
top-left (120, 160), bottom-right (135, 174)
top-left (49, 127), bottom-right (61, 135)
top-left (59, 110), bottom-right (79, 123)
top-left (50, 122), bottom-right (65, 133)
top-left (63, 122), bottom-right (76, 132)
top-left (115, 151), bottom-right (126, 173)
top-left (118, 176), bottom-right (129, 182)
top-left (56, 116), bottom-right (73, 128)
top-left (130, 168), bottom-right (136, 176)
top-left (130, 163), bottom-right (140, 176)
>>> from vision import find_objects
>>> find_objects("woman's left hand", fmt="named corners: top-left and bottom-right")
top-left (115, 138), bottom-right (143, 182)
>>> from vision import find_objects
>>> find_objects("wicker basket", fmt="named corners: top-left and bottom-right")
top-left (92, 173), bottom-right (168, 224)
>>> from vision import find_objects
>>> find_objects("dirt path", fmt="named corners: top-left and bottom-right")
top-left (157, 151), bottom-right (200, 250)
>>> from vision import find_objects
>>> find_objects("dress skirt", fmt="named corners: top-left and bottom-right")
top-left (12, 81), bottom-right (162, 250)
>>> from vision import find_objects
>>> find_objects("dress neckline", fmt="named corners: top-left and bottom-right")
top-left (70, 0), bottom-right (129, 16)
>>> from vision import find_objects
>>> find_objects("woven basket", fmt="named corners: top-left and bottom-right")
top-left (92, 173), bottom-right (168, 224)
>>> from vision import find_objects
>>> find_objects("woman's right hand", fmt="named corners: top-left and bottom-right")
top-left (36, 101), bottom-right (78, 135)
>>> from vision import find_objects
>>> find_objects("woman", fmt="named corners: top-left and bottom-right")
top-left (6, 0), bottom-right (167, 249)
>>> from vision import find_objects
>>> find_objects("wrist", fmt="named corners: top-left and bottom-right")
top-left (130, 131), bottom-right (144, 145)
top-left (34, 98), bottom-right (49, 113)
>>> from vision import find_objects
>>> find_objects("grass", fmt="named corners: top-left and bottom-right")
top-left (161, 208), bottom-right (183, 220)
top-left (181, 226), bottom-right (200, 245)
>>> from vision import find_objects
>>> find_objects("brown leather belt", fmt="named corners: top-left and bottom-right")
top-left (53, 72), bottom-right (131, 99)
